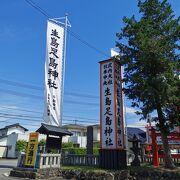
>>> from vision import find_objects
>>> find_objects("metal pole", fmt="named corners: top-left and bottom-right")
top-left (121, 65), bottom-right (129, 164)
top-left (60, 14), bottom-right (68, 127)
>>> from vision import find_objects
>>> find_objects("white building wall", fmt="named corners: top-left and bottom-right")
top-left (78, 136), bottom-right (87, 148)
top-left (17, 133), bottom-right (46, 142)
top-left (0, 137), bottom-right (7, 146)
top-left (7, 127), bottom-right (26, 135)
top-left (68, 136), bottom-right (87, 148)
top-left (17, 133), bottom-right (29, 141)
top-left (3, 133), bottom-right (46, 158)
top-left (62, 136), bottom-right (70, 143)
top-left (0, 146), bottom-right (7, 158)
top-left (93, 127), bottom-right (100, 141)
top-left (7, 133), bottom-right (18, 158)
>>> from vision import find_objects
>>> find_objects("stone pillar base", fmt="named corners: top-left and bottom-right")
top-left (99, 149), bottom-right (127, 170)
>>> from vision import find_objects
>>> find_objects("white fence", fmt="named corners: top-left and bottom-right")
top-left (38, 153), bottom-right (61, 169)
top-left (61, 154), bottom-right (99, 166)
top-left (17, 153), bottom-right (61, 169)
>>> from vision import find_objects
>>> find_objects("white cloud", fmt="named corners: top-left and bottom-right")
top-left (127, 120), bottom-right (155, 131)
top-left (125, 107), bottom-right (136, 114)
top-left (127, 121), bottom-right (147, 127)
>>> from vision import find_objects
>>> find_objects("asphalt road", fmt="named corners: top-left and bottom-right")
top-left (0, 159), bottom-right (19, 180)
top-left (0, 159), bottom-right (67, 180)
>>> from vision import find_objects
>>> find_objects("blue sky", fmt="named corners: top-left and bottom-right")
top-left (0, 0), bottom-right (179, 131)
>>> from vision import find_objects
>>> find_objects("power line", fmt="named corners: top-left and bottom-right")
top-left (0, 105), bottom-right (99, 120)
top-left (0, 112), bottom-right (99, 123)
top-left (0, 106), bottom-right (42, 114)
top-left (64, 115), bottom-right (99, 121)
top-left (0, 106), bottom-right (99, 122)
top-left (24, 0), bottom-right (109, 58)
top-left (0, 78), bottom-right (99, 99)
top-left (65, 100), bottom-right (99, 106)
top-left (0, 112), bottom-right (42, 119)
top-left (25, 0), bottom-right (50, 18)
top-left (0, 88), bottom-right (42, 99)
top-left (0, 88), bottom-right (99, 106)
top-left (0, 109), bottom-right (141, 126)
top-left (20, 121), bottom-right (94, 128)
top-left (63, 118), bottom-right (98, 123)
top-left (0, 78), bottom-right (42, 91)
top-left (67, 29), bottom-right (109, 57)
top-left (0, 106), bottom-right (99, 123)
top-left (0, 115), bottom-right (42, 122)
top-left (66, 92), bottom-right (99, 99)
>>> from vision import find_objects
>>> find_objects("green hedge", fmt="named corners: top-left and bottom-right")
top-left (93, 148), bottom-right (99, 155)
top-left (62, 142), bottom-right (73, 148)
top-left (62, 148), bottom-right (99, 155)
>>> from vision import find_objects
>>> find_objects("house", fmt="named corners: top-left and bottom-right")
top-left (62, 123), bottom-right (146, 149)
top-left (0, 123), bottom-right (28, 158)
top-left (62, 124), bottom-right (87, 147)
top-left (91, 124), bottom-right (100, 142)
top-left (0, 123), bottom-right (28, 137)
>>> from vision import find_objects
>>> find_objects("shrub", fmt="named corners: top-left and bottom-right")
top-left (62, 147), bottom-right (99, 155)
top-left (93, 142), bottom-right (100, 148)
top-left (62, 142), bottom-right (73, 148)
top-left (93, 148), bottom-right (99, 155)
top-left (16, 140), bottom-right (27, 152)
top-left (38, 139), bottom-right (46, 146)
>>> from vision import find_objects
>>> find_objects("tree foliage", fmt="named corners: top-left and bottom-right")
top-left (38, 139), bottom-right (46, 146)
top-left (16, 140), bottom-right (27, 152)
top-left (116, 0), bottom-right (179, 168)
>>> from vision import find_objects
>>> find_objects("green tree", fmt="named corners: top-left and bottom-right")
top-left (116, 0), bottom-right (179, 168)
top-left (38, 139), bottom-right (46, 146)
top-left (93, 141), bottom-right (100, 148)
top-left (16, 140), bottom-right (27, 152)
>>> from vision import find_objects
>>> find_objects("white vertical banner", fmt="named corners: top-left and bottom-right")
top-left (44, 21), bottom-right (64, 126)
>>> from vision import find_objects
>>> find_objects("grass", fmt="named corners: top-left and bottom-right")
top-left (61, 165), bottom-right (106, 173)
top-left (61, 164), bottom-right (180, 173)
top-left (128, 164), bottom-right (180, 173)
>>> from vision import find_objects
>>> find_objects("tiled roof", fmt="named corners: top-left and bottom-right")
top-left (0, 123), bottom-right (28, 132)
top-left (36, 123), bottom-right (73, 136)
top-left (127, 127), bottom-right (146, 143)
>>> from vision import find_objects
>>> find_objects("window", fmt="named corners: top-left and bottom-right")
top-left (71, 131), bottom-right (81, 136)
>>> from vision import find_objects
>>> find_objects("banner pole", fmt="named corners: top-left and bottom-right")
top-left (60, 14), bottom-right (68, 126)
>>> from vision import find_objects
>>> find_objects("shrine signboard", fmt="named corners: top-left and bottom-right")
top-left (146, 126), bottom-right (180, 145)
top-left (25, 132), bottom-right (39, 167)
top-left (100, 59), bottom-right (125, 149)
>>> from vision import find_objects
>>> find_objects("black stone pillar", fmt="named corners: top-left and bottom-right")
top-left (87, 126), bottom-right (93, 155)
